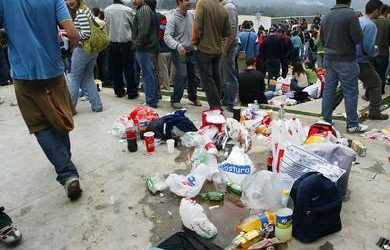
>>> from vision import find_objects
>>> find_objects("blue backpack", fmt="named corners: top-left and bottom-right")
top-left (290, 172), bottom-right (342, 243)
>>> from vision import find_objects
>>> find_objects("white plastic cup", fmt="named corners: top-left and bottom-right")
top-left (167, 139), bottom-right (175, 154)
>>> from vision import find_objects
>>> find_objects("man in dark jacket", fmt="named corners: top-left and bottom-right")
top-left (132, 0), bottom-right (159, 108)
top-left (320, 0), bottom-right (368, 133)
top-left (260, 27), bottom-right (284, 84)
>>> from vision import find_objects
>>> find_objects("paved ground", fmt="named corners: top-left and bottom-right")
top-left (0, 84), bottom-right (389, 250)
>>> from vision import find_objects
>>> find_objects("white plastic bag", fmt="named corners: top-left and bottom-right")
top-left (219, 146), bottom-right (255, 186)
top-left (179, 198), bottom-right (217, 238)
top-left (146, 176), bottom-right (168, 194)
top-left (111, 115), bottom-right (128, 138)
top-left (240, 171), bottom-right (294, 211)
top-left (166, 163), bottom-right (209, 198)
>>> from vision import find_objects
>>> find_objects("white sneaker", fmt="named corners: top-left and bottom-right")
top-left (80, 96), bottom-right (88, 101)
top-left (347, 124), bottom-right (368, 133)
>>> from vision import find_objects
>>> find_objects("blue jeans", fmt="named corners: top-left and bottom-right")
top-left (135, 51), bottom-right (158, 106)
top-left (171, 50), bottom-right (198, 103)
top-left (373, 56), bottom-right (389, 94)
top-left (322, 59), bottom-right (359, 128)
top-left (69, 47), bottom-right (102, 111)
top-left (221, 44), bottom-right (239, 108)
top-left (35, 129), bottom-right (79, 185)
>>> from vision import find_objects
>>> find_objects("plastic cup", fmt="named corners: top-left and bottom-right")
top-left (167, 139), bottom-right (175, 154)
top-left (144, 132), bottom-right (155, 153)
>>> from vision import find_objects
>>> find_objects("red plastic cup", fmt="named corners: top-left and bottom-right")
top-left (144, 131), bottom-right (155, 153)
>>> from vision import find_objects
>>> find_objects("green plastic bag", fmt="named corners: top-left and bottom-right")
top-left (82, 17), bottom-right (110, 56)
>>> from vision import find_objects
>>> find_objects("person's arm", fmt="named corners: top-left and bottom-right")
top-left (362, 23), bottom-right (378, 57)
top-left (164, 14), bottom-right (180, 50)
top-left (222, 14), bottom-right (232, 55)
top-left (350, 15), bottom-right (363, 45)
top-left (192, 0), bottom-right (204, 46)
top-left (104, 9), bottom-right (110, 36)
top-left (55, 0), bottom-right (80, 44)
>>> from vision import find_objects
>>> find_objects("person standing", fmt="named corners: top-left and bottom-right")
top-left (357, 0), bottom-right (388, 120)
top-left (164, 0), bottom-right (202, 109)
top-left (192, 0), bottom-right (232, 109)
top-left (68, 0), bottom-right (103, 112)
top-left (260, 27), bottom-right (284, 84)
top-left (105, 0), bottom-right (138, 99)
top-left (132, 0), bottom-right (159, 108)
top-left (0, 0), bottom-right (83, 199)
top-left (220, 0), bottom-right (239, 111)
top-left (157, 14), bottom-right (172, 92)
top-left (374, 4), bottom-right (390, 94)
top-left (320, 0), bottom-right (367, 133)
top-left (277, 29), bottom-right (293, 78)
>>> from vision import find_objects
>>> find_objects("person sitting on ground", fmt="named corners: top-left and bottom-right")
top-left (291, 62), bottom-right (309, 92)
top-left (0, 207), bottom-right (22, 246)
top-left (238, 57), bottom-right (268, 105)
top-left (304, 60), bottom-right (318, 85)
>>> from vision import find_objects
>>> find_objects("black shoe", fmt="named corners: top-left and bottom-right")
top-left (128, 93), bottom-right (139, 100)
top-left (64, 177), bottom-right (82, 201)
top-left (0, 207), bottom-right (22, 245)
top-left (116, 92), bottom-right (126, 98)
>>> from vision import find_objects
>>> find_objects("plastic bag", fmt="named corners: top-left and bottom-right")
top-left (271, 118), bottom-right (308, 172)
top-left (179, 198), bottom-right (217, 239)
top-left (128, 105), bottom-right (160, 127)
top-left (240, 171), bottom-right (294, 211)
top-left (166, 163), bottom-right (209, 198)
top-left (111, 115), bottom-right (128, 138)
top-left (280, 144), bottom-right (346, 182)
top-left (219, 146), bottom-right (255, 186)
top-left (146, 176), bottom-right (168, 194)
top-left (181, 126), bottom-right (219, 155)
top-left (191, 150), bottom-right (219, 180)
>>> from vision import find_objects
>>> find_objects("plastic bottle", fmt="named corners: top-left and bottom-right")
top-left (236, 215), bottom-right (262, 232)
top-left (199, 191), bottom-right (225, 201)
top-left (278, 103), bottom-right (286, 120)
top-left (275, 190), bottom-right (294, 242)
top-left (252, 100), bottom-right (260, 113)
top-left (232, 229), bottom-right (262, 246)
top-left (227, 182), bottom-right (242, 196)
top-left (137, 109), bottom-right (148, 139)
top-left (233, 94), bottom-right (241, 122)
top-left (212, 172), bottom-right (227, 193)
top-left (126, 120), bottom-right (138, 152)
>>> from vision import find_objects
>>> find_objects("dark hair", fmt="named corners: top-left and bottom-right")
top-left (113, 0), bottom-right (123, 3)
top-left (176, 0), bottom-right (183, 5)
top-left (381, 4), bottom-right (389, 14)
top-left (145, 0), bottom-right (157, 11)
top-left (304, 60), bottom-right (316, 71)
top-left (336, 0), bottom-right (351, 5)
top-left (292, 63), bottom-right (305, 76)
top-left (92, 7), bottom-right (100, 17)
top-left (366, 0), bottom-right (383, 14)
top-left (246, 57), bottom-right (256, 67)
top-left (242, 21), bottom-right (251, 30)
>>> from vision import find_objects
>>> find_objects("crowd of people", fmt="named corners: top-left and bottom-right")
top-left (0, 0), bottom-right (390, 246)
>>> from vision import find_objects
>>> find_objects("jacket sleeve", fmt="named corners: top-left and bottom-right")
top-left (225, 5), bottom-right (238, 39)
top-left (350, 15), bottom-right (363, 45)
top-left (164, 16), bottom-right (180, 50)
top-left (192, 0), bottom-right (204, 46)
top-left (362, 23), bottom-right (379, 57)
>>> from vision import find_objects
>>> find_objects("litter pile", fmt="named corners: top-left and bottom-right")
top-left (111, 104), bottom-right (367, 249)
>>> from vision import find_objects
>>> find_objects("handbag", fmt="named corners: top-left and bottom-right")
top-left (46, 89), bottom-right (74, 133)
top-left (82, 10), bottom-right (110, 56)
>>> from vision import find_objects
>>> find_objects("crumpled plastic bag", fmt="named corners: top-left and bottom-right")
top-left (128, 105), bottom-right (160, 127)
top-left (218, 146), bottom-right (255, 186)
top-left (240, 171), bottom-right (294, 211)
top-left (111, 115), bottom-right (128, 138)
top-left (179, 198), bottom-right (217, 239)
top-left (166, 163), bottom-right (209, 198)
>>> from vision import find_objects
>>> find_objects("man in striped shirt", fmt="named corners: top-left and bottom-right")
top-left (132, 0), bottom-right (159, 108)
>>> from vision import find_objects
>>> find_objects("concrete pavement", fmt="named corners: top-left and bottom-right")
top-left (0, 84), bottom-right (389, 250)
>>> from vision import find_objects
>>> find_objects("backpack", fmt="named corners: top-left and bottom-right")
top-left (290, 172), bottom-right (342, 243)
